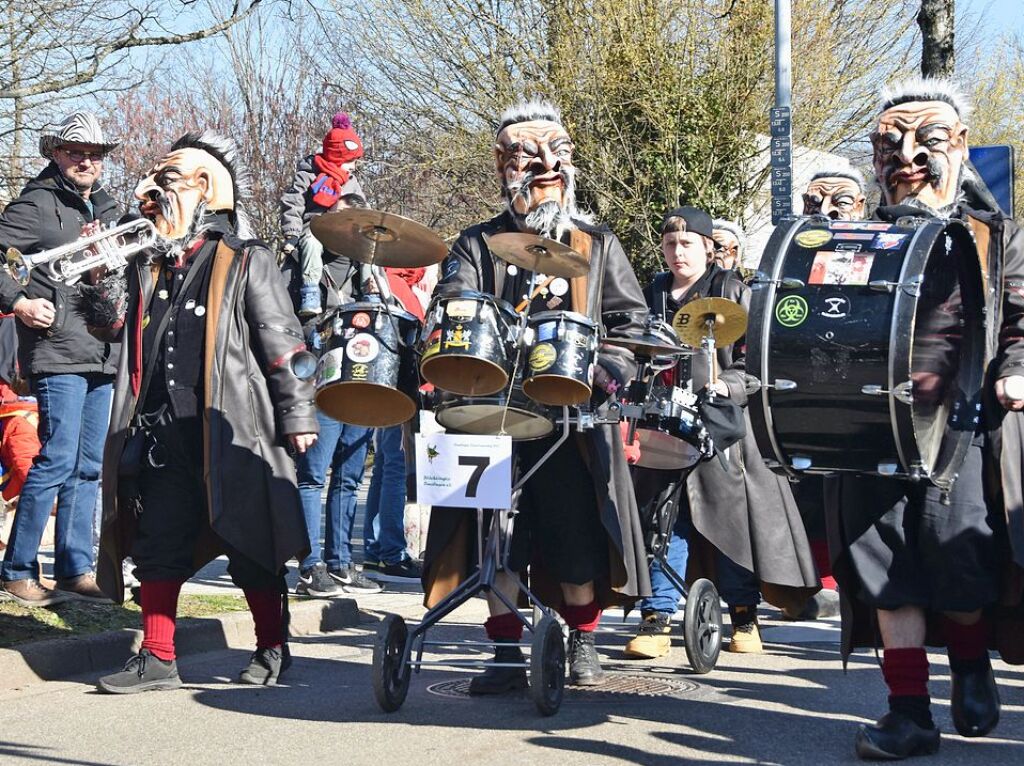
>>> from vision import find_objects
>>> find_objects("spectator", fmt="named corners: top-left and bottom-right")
top-left (0, 112), bottom-right (120, 606)
top-left (0, 317), bottom-right (40, 505)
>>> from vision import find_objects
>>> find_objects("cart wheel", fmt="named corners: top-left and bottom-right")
top-left (683, 578), bottom-right (722, 674)
top-left (530, 615), bottom-right (565, 716)
top-left (372, 613), bottom-right (411, 712)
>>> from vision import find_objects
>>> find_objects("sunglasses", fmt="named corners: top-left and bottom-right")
top-left (60, 148), bottom-right (105, 162)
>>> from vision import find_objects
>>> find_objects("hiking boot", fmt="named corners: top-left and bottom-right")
top-left (375, 558), bottom-right (422, 583)
top-left (2, 578), bottom-right (71, 607)
top-left (295, 562), bottom-right (342, 597)
top-left (329, 564), bottom-right (383, 594)
top-left (727, 608), bottom-right (763, 654)
top-left (56, 573), bottom-right (113, 604)
top-left (97, 649), bottom-right (182, 694)
top-left (237, 645), bottom-right (292, 686)
top-left (468, 640), bottom-right (527, 695)
top-left (568, 629), bottom-right (605, 686)
top-left (624, 612), bottom-right (673, 659)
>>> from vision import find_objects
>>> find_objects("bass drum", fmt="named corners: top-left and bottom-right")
top-left (747, 216), bottom-right (985, 490)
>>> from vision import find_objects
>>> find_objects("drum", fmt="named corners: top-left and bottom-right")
top-left (419, 289), bottom-right (520, 396)
top-left (433, 386), bottom-right (554, 440)
top-left (522, 310), bottom-right (599, 406)
top-left (633, 386), bottom-right (705, 470)
top-left (747, 216), bottom-right (985, 489)
top-left (314, 302), bottom-right (420, 428)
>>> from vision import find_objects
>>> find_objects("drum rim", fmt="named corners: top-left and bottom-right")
top-left (527, 309), bottom-right (598, 327)
top-left (420, 353), bottom-right (511, 396)
top-left (434, 398), bottom-right (554, 440)
top-left (314, 381), bottom-right (417, 427)
top-left (635, 428), bottom-right (701, 469)
top-left (336, 301), bottom-right (419, 323)
top-left (432, 287), bottom-right (518, 316)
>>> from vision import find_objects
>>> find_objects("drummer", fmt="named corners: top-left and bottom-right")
top-left (421, 99), bottom-right (651, 691)
top-left (625, 206), bottom-right (819, 660)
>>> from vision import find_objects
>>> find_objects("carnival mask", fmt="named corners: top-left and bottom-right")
top-left (135, 148), bottom-right (235, 240)
top-left (711, 229), bottom-right (740, 269)
top-left (802, 177), bottom-right (866, 221)
top-left (495, 119), bottom-right (575, 232)
top-left (872, 101), bottom-right (967, 211)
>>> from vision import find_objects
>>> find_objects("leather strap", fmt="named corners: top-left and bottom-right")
top-left (568, 229), bottom-right (593, 315)
top-left (967, 214), bottom-right (991, 292)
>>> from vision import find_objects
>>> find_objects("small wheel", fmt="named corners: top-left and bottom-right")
top-left (530, 615), bottom-right (565, 716)
top-left (683, 578), bottom-right (722, 674)
top-left (372, 614), bottom-right (411, 712)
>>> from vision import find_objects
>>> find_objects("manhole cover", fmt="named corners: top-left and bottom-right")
top-left (426, 673), bottom-right (698, 702)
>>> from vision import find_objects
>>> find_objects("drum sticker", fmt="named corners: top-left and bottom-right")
top-left (316, 350), bottom-right (343, 386)
top-left (529, 343), bottom-right (557, 372)
top-left (831, 222), bottom-right (891, 231)
top-left (351, 312), bottom-right (372, 329)
top-left (422, 341), bottom-right (441, 360)
top-left (442, 257), bottom-right (460, 280)
top-left (343, 328), bottom-right (356, 339)
top-left (820, 294), bottom-right (851, 319)
top-left (550, 278), bottom-right (569, 297)
top-left (833, 232), bottom-right (875, 241)
top-left (444, 324), bottom-right (472, 349)
top-left (808, 251), bottom-right (874, 286)
top-left (775, 295), bottom-right (809, 328)
top-left (537, 322), bottom-right (557, 342)
top-left (346, 333), bottom-right (380, 363)
top-left (572, 332), bottom-right (589, 348)
top-left (351, 363), bottom-right (369, 381)
top-left (794, 229), bottom-right (832, 249)
top-left (873, 232), bottom-right (908, 250)
top-left (445, 300), bottom-right (476, 320)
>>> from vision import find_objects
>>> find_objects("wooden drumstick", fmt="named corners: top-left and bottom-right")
top-left (515, 275), bottom-right (557, 312)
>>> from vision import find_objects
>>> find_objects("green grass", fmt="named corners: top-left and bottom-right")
top-left (0, 594), bottom-right (253, 649)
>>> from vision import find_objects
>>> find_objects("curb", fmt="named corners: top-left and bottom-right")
top-left (0, 597), bottom-right (360, 691)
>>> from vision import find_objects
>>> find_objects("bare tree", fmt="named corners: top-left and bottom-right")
top-left (919, 0), bottom-right (956, 77)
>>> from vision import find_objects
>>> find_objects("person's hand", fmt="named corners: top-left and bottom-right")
top-left (593, 364), bottom-right (619, 395)
top-left (281, 236), bottom-right (298, 256)
top-left (80, 221), bottom-right (102, 238)
top-left (13, 297), bottom-right (56, 329)
top-left (995, 375), bottom-right (1024, 412)
top-left (288, 433), bottom-right (318, 453)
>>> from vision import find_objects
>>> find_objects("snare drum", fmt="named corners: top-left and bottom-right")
top-left (314, 302), bottom-right (420, 428)
top-left (419, 289), bottom-right (520, 396)
top-left (433, 386), bottom-right (554, 440)
top-left (633, 386), bottom-right (704, 470)
top-left (523, 310), bottom-right (599, 406)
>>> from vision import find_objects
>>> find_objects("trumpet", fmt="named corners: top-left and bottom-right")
top-left (5, 218), bottom-right (159, 285)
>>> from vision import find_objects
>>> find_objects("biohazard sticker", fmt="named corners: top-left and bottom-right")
top-left (775, 295), bottom-right (809, 328)
top-left (795, 229), bottom-right (832, 249)
top-left (529, 343), bottom-right (557, 372)
top-left (346, 333), bottom-right (380, 363)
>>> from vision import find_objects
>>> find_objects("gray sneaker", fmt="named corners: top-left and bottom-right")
top-left (295, 562), bottom-right (343, 597)
top-left (237, 645), bottom-right (292, 686)
top-left (2, 578), bottom-right (71, 607)
top-left (328, 564), bottom-right (383, 594)
top-left (97, 649), bottom-right (182, 694)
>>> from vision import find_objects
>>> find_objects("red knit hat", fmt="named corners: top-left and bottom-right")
top-left (322, 113), bottom-right (364, 165)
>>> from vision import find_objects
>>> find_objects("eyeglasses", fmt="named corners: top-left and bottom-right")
top-left (60, 148), bottom-right (105, 163)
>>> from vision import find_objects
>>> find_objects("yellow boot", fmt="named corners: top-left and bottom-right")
top-left (624, 612), bottom-right (673, 659)
top-left (727, 606), bottom-right (763, 654)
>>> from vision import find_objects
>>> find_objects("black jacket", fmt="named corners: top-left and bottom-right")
top-left (0, 163), bottom-right (120, 376)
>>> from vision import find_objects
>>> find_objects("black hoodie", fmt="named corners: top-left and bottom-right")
top-left (0, 163), bottom-right (120, 376)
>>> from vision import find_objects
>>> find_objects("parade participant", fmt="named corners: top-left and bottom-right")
top-left (829, 78), bottom-right (1024, 760)
top-left (422, 100), bottom-right (651, 690)
top-left (87, 131), bottom-right (319, 692)
top-left (280, 113), bottom-right (365, 317)
top-left (625, 207), bottom-right (818, 659)
top-left (801, 168), bottom-right (868, 221)
top-left (0, 112), bottom-right (121, 606)
top-left (710, 219), bottom-right (745, 271)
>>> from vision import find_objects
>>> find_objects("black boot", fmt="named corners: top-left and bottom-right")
top-left (951, 659), bottom-right (1000, 738)
top-left (97, 649), bottom-right (182, 694)
top-left (568, 629), bottom-right (604, 686)
top-left (468, 640), bottom-right (527, 695)
top-left (855, 709), bottom-right (940, 760)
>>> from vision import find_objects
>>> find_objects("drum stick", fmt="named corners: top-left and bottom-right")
top-left (515, 275), bottom-right (557, 312)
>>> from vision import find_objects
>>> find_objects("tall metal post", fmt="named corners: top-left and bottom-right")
top-left (770, 0), bottom-right (794, 225)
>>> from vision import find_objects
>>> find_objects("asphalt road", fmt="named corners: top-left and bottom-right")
top-left (1, 587), bottom-right (1021, 766)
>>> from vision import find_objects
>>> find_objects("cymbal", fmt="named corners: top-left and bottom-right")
top-left (603, 334), bottom-right (694, 358)
top-left (485, 232), bottom-right (590, 279)
top-left (672, 297), bottom-right (748, 347)
top-left (309, 209), bottom-right (447, 268)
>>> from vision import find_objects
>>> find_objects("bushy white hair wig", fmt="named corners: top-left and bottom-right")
top-left (170, 131), bottom-right (254, 239)
top-left (880, 77), bottom-right (972, 121)
top-left (496, 99), bottom-right (563, 134)
top-left (809, 166), bottom-right (866, 192)
top-left (711, 219), bottom-right (747, 260)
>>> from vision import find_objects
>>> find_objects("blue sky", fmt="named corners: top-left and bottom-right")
top-left (963, 0), bottom-right (1024, 36)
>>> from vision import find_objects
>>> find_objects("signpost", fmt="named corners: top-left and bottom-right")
top-left (771, 0), bottom-right (793, 225)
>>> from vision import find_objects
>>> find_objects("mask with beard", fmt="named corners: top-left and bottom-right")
top-left (802, 176), bottom-right (866, 220)
top-left (134, 147), bottom-right (236, 254)
top-left (871, 99), bottom-right (968, 213)
top-left (494, 118), bottom-right (577, 240)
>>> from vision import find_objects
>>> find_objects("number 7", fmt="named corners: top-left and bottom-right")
top-left (459, 455), bottom-right (490, 497)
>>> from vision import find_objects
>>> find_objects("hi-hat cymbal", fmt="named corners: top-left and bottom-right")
top-left (672, 297), bottom-right (748, 347)
top-left (485, 232), bottom-right (590, 279)
top-left (309, 209), bottom-right (447, 268)
top-left (603, 334), bottom-right (694, 358)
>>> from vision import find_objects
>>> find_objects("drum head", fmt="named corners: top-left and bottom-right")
top-left (523, 375), bottom-right (591, 407)
top-left (315, 383), bottom-right (417, 428)
top-left (635, 429), bottom-right (701, 471)
top-left (420, 354), bottom-right (509, 396)
top-left (435, 401), bottom-right (554, 440)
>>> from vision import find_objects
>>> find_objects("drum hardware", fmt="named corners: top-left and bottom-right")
top-left (868, 275), bottom-right (923, 296)
top-left (861, 382), bottom-right (914, 405)
top-left (761, 379), bottom-right (797, 391)
top-left (602, 334), bottom-right (694, 358)
top-left (791, 455), bottom-right (813, 470)
top-left (309, 209), bottom-right (447, 268)
top-left (515, 275), bottom-right (556, 312)
top-left (484, 232), bottom-right (590, 279)
top-left (877, 462), bottom-right (899, 476)
top-left (750, 273), bottom-right (806, 290)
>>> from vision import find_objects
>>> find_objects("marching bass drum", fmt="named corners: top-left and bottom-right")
top-left (747, 216), bottom-right (985, 490)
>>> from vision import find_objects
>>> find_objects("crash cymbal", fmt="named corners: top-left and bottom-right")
top-left (672, 297), bottom-right (748, 347)
top-left (309, 209), bottom-right (447, 268)
top-left (603, 334), bottom-right (694, 358)
top-left (485, 232), bottom-right (590, 279)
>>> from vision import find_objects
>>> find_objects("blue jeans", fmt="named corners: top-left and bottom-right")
top-left (363, 425), bottom-right (409, 565)
top-left (639, 513), bottom-right (761, 614)
top-left (2, 373), bottom-right (112, 581)
top-left (295, 411), bottom-right (371, 571)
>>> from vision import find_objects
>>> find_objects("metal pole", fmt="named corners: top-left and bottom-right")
top-left (770, 0), bottom-right (794, 225)
top-left (775, 0), bottom-right (792, 108)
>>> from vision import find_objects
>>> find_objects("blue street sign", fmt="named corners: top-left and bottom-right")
top-left (971, 145), bottom-right (1015, 215)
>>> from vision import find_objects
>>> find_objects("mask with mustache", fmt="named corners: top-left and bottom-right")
top-left (802, 176), bottom-right (867, 221)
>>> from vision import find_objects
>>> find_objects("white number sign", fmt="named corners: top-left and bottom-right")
top-left (415, 433), bottom-right (512, 509)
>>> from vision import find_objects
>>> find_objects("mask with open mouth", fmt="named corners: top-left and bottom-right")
top-left (802, 171), bottom-right (866, 221)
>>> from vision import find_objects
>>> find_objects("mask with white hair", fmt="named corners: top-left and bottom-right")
top-left (802, 170), bottom-right (867, 221)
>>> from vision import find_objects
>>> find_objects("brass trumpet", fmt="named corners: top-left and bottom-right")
top-left (5, 218), bottom-right (158, 285)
